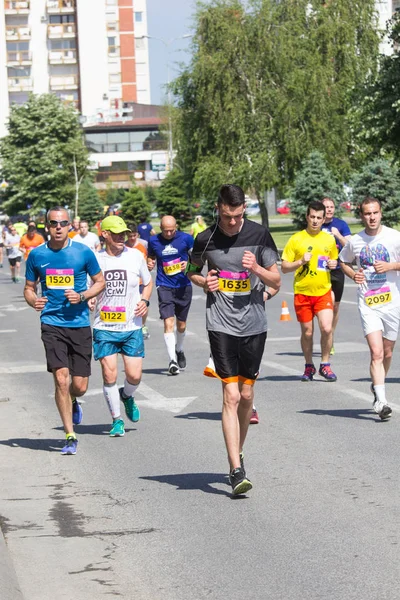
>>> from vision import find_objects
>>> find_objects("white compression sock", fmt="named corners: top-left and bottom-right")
top-left (374, 384), bottom-right (386, 404)
top-left (176, 330), bottom-right (186, 352)
top-left (103, 384), bottom-right (121, 419)
top-left (164, 332), bottom-right (176, 361)
top-left (123, 380), bottom-right (139, 398)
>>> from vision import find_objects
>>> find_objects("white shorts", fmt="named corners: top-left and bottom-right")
top-left (359, 302), bottom-right (400, 341)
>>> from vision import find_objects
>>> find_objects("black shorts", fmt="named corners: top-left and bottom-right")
top-left (41, 324), bottom-right (92, 377)
top-left (0, 242), bottom-right (3, 248)
top-left (157, 285), bottom-right (192, 322)
top-left (330, 269), bottom-right (345, 303)
top-left (8, 256), bottom-right (21, 266)
top-left (206, 331), bottom-right (267, 385)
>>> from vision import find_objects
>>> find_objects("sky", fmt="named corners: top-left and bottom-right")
top-left (146, 0), bottom-right (198, 105)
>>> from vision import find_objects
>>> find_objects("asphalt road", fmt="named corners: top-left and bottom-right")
top-left (0, 265), bottom-right (399, 600)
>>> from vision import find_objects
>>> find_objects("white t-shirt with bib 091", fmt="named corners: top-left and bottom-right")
top-left (339, 226), bottom-right (400, 314)
top-left (93, 247), bottom-right (151, 332)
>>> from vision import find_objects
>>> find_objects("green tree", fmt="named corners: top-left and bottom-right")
top-left (78, 179), bottom-right (105, 226)
top-left (172, 0), bottom-right (380, 226)
top-left (120, 183), bottom-right (151, 223)
top-left (156, 169), bottom-right (191, 226)
top-left (351, 159), bottom-right (400, 226)
top-left (0, 93), bottom-right (89, 215)
top-left (290, 151), bottom-right (345, 229)
top-left (356, 13), bottom-right (400, 161)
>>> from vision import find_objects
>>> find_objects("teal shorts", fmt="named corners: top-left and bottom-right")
top-left (93, 328), bottom-right (145, 360)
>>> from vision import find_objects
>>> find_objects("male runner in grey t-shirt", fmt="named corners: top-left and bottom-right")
top-left (187, 184), bottom-right (280, 496)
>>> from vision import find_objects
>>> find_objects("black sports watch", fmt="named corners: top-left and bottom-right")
top-left (141, 299), bottom-right (150, 307)
top-left (79, 293), bottom-right (86, 303)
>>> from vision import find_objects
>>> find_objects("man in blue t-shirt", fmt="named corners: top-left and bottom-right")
top-left (148, 215), bottom-right (194, 375)
top-left (24, 206), bottom-right (105, 455)
top-left (322, 198), bottom-right (352, 354)
top-left (137, 216), bottom-right (155, 244)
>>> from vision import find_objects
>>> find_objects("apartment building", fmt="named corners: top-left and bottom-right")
top-left (0, 0), bottom-right (151, 137)
top-left (376, 0), bottom-right (400, 53)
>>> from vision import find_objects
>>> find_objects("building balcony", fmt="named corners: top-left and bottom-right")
top-left (50, 74), bottom-right (78, 90)
top-left (46, 0), bottom-right (75, 13)
top-left (4, 1), bottom-right (30, 13)
top-left (8, 76), bottom-right (33, 91)
top-left (7, 50), bottom-right (32, 66)
top-left (48, 48), bottom-right (77, 64)
top-left (5, 25), bottom-right (31, 40)
top-left (48, 23), bottom-right (76, 38)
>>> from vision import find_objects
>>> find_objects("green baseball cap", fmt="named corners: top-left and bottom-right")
top-left (101, 215), bottom-right (131, 234)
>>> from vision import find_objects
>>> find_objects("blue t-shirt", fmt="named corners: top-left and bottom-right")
top-left (25, 239), bottom-right (101, 327)
top-left (148, 231), bottom-right (194, 288)
top-left (321, 217), bottom-right (351, 269)
top-left (137, 222), bottom-right (153, 242)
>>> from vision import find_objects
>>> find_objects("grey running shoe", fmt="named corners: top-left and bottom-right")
top-left (229, 467), bottom-right (252, 496)
top-left (176, 349), bottom-right (186, 370)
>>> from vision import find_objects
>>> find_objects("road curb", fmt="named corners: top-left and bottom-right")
top-left (0, 525), bottom-right (24, 600)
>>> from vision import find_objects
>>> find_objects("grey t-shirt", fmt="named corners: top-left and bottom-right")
top-left (191, 219), bottom-right (278, 336)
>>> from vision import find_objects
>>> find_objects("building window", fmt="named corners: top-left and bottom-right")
top-left (49, 14), bottom-right (75, 23)
top-left (50, 39), bottom-right (76, 49)
top-left (135, 37), bottom-right (145, 50)
top-left (109, 72), bottom-right (121, 84)
top-left (134, 12), bottom-right (143, 22)
top-left (106, 0), bottom-right (117, 5)
top-left (108, 36), bottom-right (118, 55)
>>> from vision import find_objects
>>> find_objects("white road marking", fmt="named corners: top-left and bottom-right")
top-left (65, 384), bottom-right (197, 414)
top-left (0, 329), bottom-right (17, 333)
top-left (0, 364), bottom-right (47, 374)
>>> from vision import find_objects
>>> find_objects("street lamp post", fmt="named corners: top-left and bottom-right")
top-left (139, 34), bottom-right (192, 171)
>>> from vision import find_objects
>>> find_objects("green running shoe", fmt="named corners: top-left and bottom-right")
top-left (119, 387), bottom-right (140, 422)
top-left (109, 419), bottom-right (125, 437)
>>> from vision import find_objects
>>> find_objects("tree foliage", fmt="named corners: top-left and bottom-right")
top-left (172, 0), bottom-right (380, 225)
top-left (120, 183), bottom-right (151, 223)
top-left (78, 179), bottom-right (105, 226)
top-left (290, 151), bottom-right (345, 229)
top-left (351, 159), bottom-right (400, 226)
top-left (156, 169), bottom-right (191, 226)
top-left (0, 94), bottom-right (89, 215)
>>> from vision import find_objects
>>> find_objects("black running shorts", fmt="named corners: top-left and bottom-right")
top-left (8, 257), bottom-right (21, 266)
top-left (41, 324), bottom-right (92, 376)
top-left (330, 269), bottom-right (345, 303)
top-left (206, 331), bottom-right (267, 385)
top-left (157, 285), bottom-right (192, 321)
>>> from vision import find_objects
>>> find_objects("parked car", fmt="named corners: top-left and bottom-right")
top-left (276, 199), bottom-right (290, 215)
top-left (339, 200), bottom-right (355, 213)
top-left (245, 200), bottom-right (260, 216)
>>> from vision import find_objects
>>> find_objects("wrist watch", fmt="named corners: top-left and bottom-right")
top-left (266, 291), bottom-right (272, 301)
top-left (79, 293), bottom-right (86, 303)
top-left (141, 299), bottom-right (150, 307)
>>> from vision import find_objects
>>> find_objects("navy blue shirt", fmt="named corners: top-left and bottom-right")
top-left (148, 231), bottom-right (194, 288)
top-left (321, 217), bottom-right (351, 269)
top-left (137, 222), bottom-right (153, 243)
top-left (25, 239), bottom-right (101, 327)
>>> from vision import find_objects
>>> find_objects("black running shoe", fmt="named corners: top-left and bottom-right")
top-left (379, 404), bottom-right (392, 421)
top-left (176, 349), bottom-right (186, 370)
top-left (239, 452), bottom-right (245, 475)
top-left (168, 360), bottom-right (179, 375)
top-left (229, 467), bottom-right (252, 496)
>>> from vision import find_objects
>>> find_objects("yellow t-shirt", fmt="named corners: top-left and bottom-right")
top-left (282, 229), bottom-right (338, 296)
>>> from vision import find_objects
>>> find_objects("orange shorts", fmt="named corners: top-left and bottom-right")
top-left (294, 290), bottom-right (333, 323)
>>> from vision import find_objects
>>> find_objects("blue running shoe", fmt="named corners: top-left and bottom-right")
top-left (72, 399), bottom-right (83, 425)
top-left (119, 387), bottom-right (140, 422)
top-left (61, 436), bottom-right (78, 455)
top-left (109, 419), bottom-right (125, 437)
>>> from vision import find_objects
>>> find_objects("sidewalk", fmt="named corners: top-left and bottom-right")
top-left (0, 525), bottom-right (24, 600)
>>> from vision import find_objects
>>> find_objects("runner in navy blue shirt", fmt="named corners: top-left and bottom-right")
top-left (148, 216), bottom-right (194, 375)
top-left (137, 216), bottom-right (155, 243)
top-left (24, 206), bottom-right (105, 455)
top-left (322, 198), bottom-right (352, 355)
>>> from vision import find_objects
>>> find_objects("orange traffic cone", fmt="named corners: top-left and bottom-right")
top-left (280, 300), bottom-right (292, 321)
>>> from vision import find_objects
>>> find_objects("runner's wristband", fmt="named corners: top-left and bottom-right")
top-left (266, 291), bottom-right (272, 301)
top-left (141, 299), bottom-right (150, 307)
top-left (185, 261), bottom-right (202, 274)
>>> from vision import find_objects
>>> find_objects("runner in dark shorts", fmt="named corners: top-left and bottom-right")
top-left (24, 206), bottom-right (105, 455)
top-left (148, 216), bottom-right (194, 375)
top-left (187, 184), bottom-right (280, 496)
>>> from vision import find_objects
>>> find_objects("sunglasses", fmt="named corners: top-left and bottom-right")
top-left (48, 220), bottom-right (69, 228)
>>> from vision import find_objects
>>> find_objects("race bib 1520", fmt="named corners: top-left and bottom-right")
top-left (46, 269), bottom-right (74, 289)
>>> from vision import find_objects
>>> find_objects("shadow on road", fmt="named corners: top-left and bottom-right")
top-left (298, 408), bottom-right (381, 422)
top-left (258, 375), bottom-right (300, 382)
top-left (351, 377), bottom-right (400, 384)
top-left (142, 368), bottom-right (168, 376)
top-left (53, 424), bottom-right (137, 435)
top-left (175, 412), bottom-right (221, 421)
top-left (0, 438), bottom-right (61, 452)
top-left (140, 472), bottom-right (234, 497)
